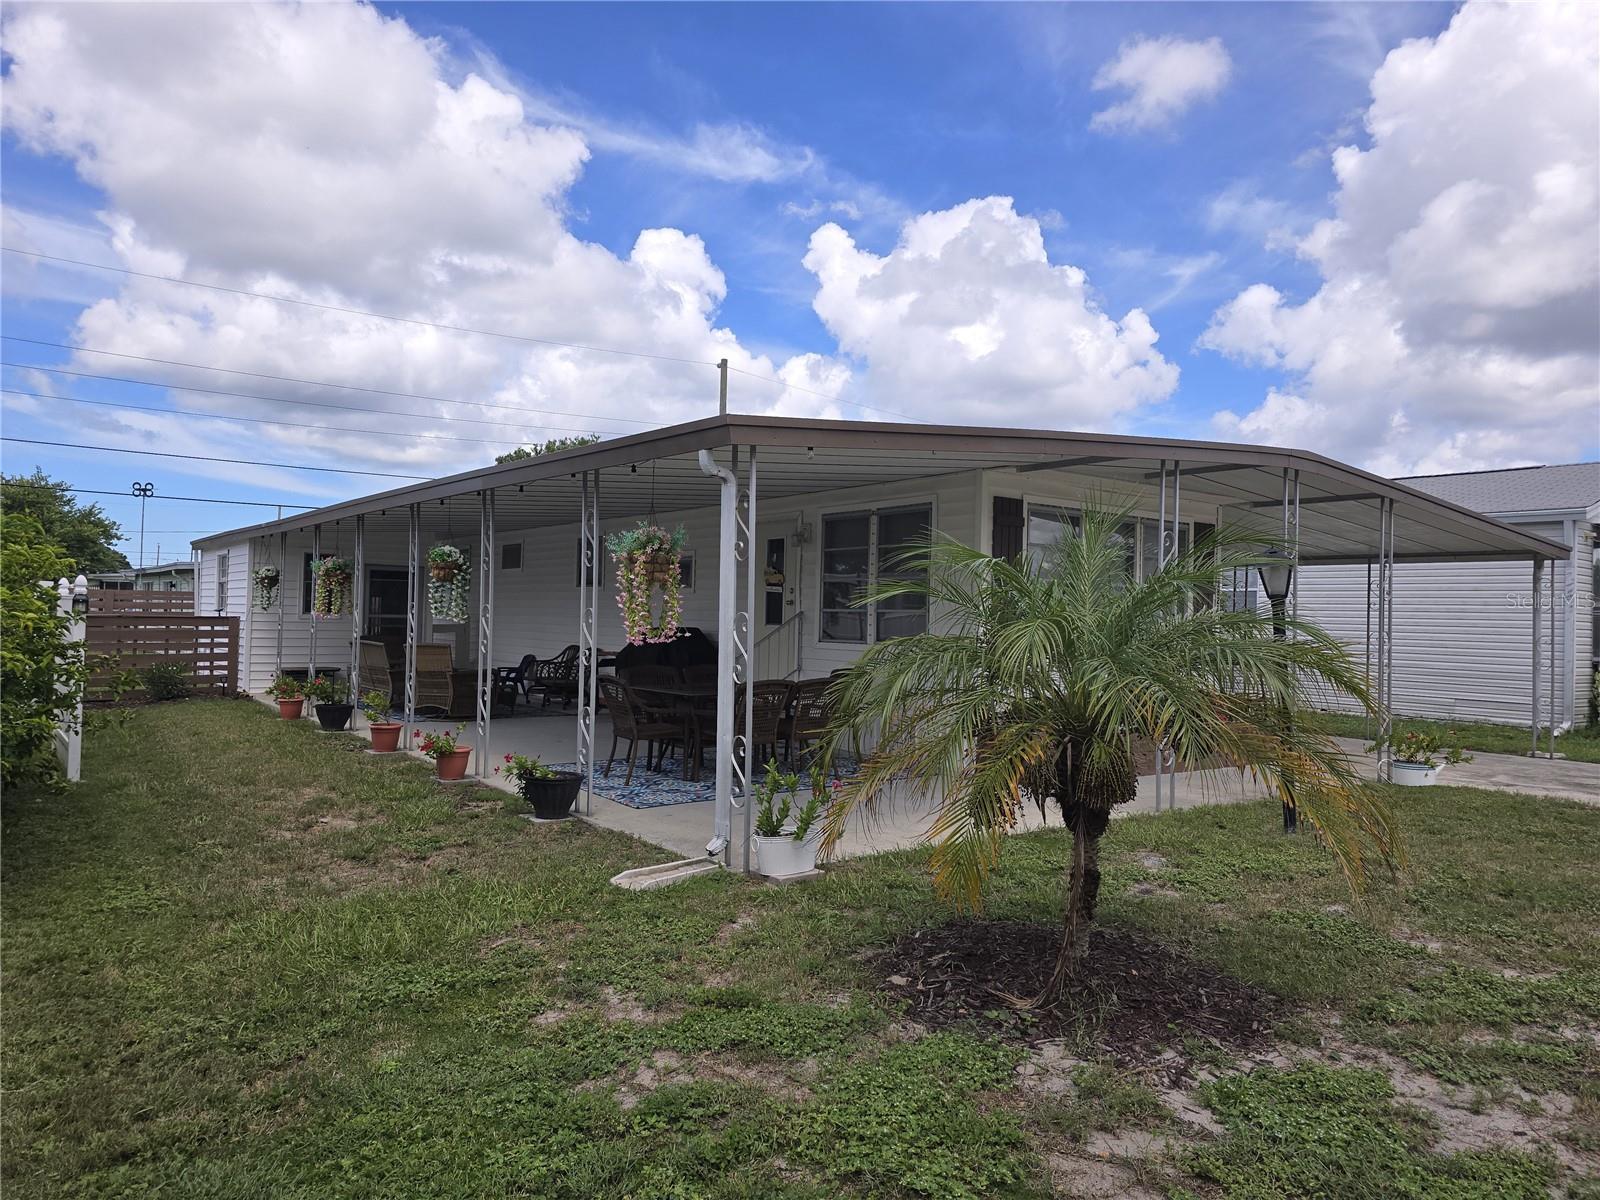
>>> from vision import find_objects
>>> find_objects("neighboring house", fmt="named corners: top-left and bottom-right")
top-left (1297, 462), bottom-right (1598, 730)
top-left (87, 559), bottom-right (197, 592)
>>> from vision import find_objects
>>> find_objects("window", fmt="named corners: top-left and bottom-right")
top-left (501, 541), bottom-right (523, 571)
top-left (820, 504), bottom-right (931, 643)
top-left (215, 552), bottom-right (229, 613)
top-left (678, 552), bottom-right (695, 592)
top-left (1138, 518), bottom-right (1191, 581)
top-left (1026, 503), bottom-right (1079, 568)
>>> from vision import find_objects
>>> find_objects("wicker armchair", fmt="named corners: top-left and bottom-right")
top-left (413, 643), bottom-right (453, 716)
top-left (357, 639), bottom-right (396, 706)
top-left (739, 680), bottom-right (794, 767)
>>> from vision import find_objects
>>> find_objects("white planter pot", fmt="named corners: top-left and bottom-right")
top-left (1389, 761), bottom-right (1441, 787)
top-left (753, 830), bottom-right (820, 878)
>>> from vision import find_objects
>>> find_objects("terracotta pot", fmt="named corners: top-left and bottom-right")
top-left (369, 722), bottom-right (402, 753)
top-left (277, 697), bottom-right (305, 719)
top-left (434, 747), bottom-right (471, 781)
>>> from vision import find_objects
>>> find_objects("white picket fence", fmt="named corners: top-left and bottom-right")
top-left (43, 575), bottom-right (88, 782)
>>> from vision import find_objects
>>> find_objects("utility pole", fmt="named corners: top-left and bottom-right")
top-left (132, 481), bottom-right (154, 568)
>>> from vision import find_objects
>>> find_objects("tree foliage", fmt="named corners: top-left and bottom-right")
top-left (494, 435), bottom-right (601, 465)
top-left (1, 513), bottom-right (87, 787)
top-left (823, 505), bottom-right (1404, 1003)
top-left (0, 470), bottom-right (129, 573)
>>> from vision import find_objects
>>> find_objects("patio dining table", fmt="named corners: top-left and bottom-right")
top-left (625, 680), bottom-right (717, 781)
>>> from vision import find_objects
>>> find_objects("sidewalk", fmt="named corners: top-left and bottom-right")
top-left (1333, 738), bottom-right (1599, 806)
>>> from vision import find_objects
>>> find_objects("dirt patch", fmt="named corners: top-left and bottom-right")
top-left (1044, 1152), bottom-right (1165, 1199)
top-left (273, 812), bottom-right (369, 841)
top-left (715, 911), bottom-right (758, 945)
top-left (1126, 883), bottom-right (1181, 900)
top-left (873, 921), bottom-right (1281, 1079)
top-left (584, 1048), bottom-right (816, 1109)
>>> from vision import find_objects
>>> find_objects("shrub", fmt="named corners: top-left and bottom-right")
top-left (0, 515), bottom-right (86, 787)
top-left (140, 661), bottom-right (193, 702)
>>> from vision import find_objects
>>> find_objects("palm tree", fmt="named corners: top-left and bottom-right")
top-left (821, 505), bottom-right (1402, 1007)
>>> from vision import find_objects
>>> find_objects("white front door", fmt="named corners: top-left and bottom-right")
top-left (754, 525), bottom-right (799, 678)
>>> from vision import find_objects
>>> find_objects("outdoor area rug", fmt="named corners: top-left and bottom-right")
top-left (547, 754), bottom-right (848, 810)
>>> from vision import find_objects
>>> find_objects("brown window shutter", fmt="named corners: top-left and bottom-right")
top-left (992, 495), bottom-right (1024, 560)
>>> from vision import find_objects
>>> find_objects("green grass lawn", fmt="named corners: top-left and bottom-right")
top-left (4, 701), bottom-right (1598, 1198)
top-left (1305, 709), bottom-right (1600, 763)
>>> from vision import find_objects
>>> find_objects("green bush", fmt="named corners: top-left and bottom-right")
top-left (140, 661), bottom-right (193, 702)
top-left (0, 515), bottom-right (85, 787)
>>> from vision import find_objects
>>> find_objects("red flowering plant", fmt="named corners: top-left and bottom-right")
top-left (412, 724), bottom-right (466, 760)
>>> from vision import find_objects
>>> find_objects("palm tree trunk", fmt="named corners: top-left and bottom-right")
top-left (1036, 817), bottom-right (1093, 1006)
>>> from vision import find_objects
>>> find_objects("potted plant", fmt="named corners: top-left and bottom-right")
top-left (605, 521), bottom-right (687, 645)
top-left (496, 752), bottom-right (581, 819)
top-left (1369, 726), bottom-right (1472, 786)
top-left (751, 761), bottom-right (828, 878)
top-left (415, 724), bottom-right (471, 780)
top-left (252, 565), bottom-right (280, 611)
top-left (310, 556), bottom-right (353, 619)
top-left (427, 545), bottom-right (469, 624)
top-left (361, 689), bottom-right (402, 752)
top-left (304, 674), bottom-right (352, 732)
top-left (269, 673), bottom-right (305, 719)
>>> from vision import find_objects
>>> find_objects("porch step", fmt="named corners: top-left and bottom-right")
top-left (610, 857), bottom-right (723, 892)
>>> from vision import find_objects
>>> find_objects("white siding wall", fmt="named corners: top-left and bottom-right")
top-left (231, 472), bottom-right (988, 691)
top-left (196, 541), bottom-right (252, 690)
top-left (1295, 517), bottom-right (1589, 728)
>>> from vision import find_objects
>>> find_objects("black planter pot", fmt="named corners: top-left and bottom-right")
top-left (519, 771), bottom-right (582, 820)
top-left (314, 703), bottom-right (353, 732)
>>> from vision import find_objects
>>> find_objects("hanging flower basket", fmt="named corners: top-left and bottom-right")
top-left (605, 522), bottom-right (687, 645)
top-left (252, 565), bottom-right (280, 611)
top-left (428, 545), bottom-right (469, 623)
top-left (310, 556), bottom-right (353, 619)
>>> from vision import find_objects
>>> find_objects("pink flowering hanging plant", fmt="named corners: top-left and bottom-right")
top-left (605, 521), bottom-right (687, 644)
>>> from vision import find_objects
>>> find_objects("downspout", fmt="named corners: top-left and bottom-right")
top-left (699, 449), bottom-right (737, 859)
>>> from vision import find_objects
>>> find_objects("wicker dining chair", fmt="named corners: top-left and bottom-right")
top-left (739, 680), bottom-right (795, 767)
top-left (783, 676), bottom-right (834, 765)
top-left (597, 675), bottom-right (680, 785)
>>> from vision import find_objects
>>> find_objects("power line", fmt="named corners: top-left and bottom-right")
top-left (3, 387), bottom-right (521, 449)
top-left (2, 355), bottom-right (638, 434)
top-left (0, 480), bottom-right (312, 509)
top-left (1, 436), bottom-right (431, 480)
top-left (1, 247), bottom-right (719, 368)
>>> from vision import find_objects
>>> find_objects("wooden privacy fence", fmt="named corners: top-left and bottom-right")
top-left (86, 613), bottom-right (239, 698)
top-left (87, 589), bottom-right (196, 615)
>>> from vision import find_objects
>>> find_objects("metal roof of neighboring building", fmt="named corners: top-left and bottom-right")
top-left (1401, 462), bottom-right (1600, 517)
top-left (193, 414), bottom-right (1571, 565)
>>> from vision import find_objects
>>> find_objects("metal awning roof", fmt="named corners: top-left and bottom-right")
top-left (196, 415), bottom-right (1570, 564)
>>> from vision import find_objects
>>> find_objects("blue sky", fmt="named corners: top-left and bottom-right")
top-left (2, 1), bottom-right (1594, 560)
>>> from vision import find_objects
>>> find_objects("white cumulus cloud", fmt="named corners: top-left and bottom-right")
top-left (0, 1), bottom-right (845, 491)
top-left (1090, 35), bottom-right (1232, 134)
top-left (1201, 0), bottom-right (1600, 475)
top-left (802, 197), bottom-right (1179, 427)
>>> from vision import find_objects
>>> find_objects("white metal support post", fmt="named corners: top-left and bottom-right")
top-left (1379, 498), bottom-right (1396, 779)
top-left (275, 531), bottom-right (287, 675)
top-left (576, 471), bottom-right (600, 814)
top-left (476, 488), bottom-right (496, 777)
top-left (739, 447), bottom-right (758, 872)
top-left (349, 515), bottom-right (365, 705)
top-left (307, 524), bottom-right (320, 707)
top-left (1531, 558), bottom-right (1543, 757)
top-left (1548, 557), bottom-right (1557, 758)
top-left (699, 447), bottom-right (739, 862)
top-left (404, 503), bottom-right (420, 737)
top-left (1154, 461), bottom-right (1168, 812)
top-left (1373, 500), bottom-right (1390, 779)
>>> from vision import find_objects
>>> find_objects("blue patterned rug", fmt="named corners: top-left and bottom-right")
top-left (550, 754), bottom-right (853, 810)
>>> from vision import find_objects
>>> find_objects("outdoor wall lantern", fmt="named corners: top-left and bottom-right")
top-left (1256, 545), bottom-right (1297, 835)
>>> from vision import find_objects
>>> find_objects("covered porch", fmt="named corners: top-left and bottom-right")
top-left (216, 413), bottom-right (1569, 873)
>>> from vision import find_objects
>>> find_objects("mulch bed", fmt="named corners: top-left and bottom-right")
top-left (871, 920), bottom-right (1282, 1073)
